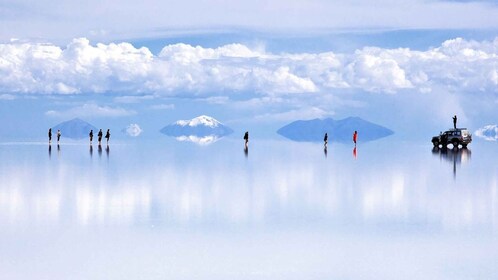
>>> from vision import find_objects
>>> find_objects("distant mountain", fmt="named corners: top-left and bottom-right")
top-left (52, 118), bottom-right (97, 140)
top-left (277, 117), bottom-right (393, 143)
top-left (160, 115), bottom-right (233, 139)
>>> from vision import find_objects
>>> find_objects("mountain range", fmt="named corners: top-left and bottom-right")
top-left (277, 117), bottom-right (393, 143)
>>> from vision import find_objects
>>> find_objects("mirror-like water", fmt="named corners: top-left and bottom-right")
top-left (0, 139), bottom-right (497, 279)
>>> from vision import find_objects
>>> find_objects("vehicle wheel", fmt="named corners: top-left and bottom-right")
top-left (462, 144), bottom-right (467, 148)
top-left (432, 140), bottom-right (439, 147)
top-left (452, 140), bottom-right (459, 149)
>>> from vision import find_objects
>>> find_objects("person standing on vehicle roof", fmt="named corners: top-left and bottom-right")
top-left (453, 115), bottom-right (457, 129)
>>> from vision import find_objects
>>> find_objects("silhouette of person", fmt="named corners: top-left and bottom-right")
top-left (57, 129), bottom-right (61, 144)
top-left (324, 133), bottom-right (328, 147)
top-left (98, 129), bottom-right (103, 145)
top-left (244, 131), bottom-right (249, 148)
top-left (353, 130), bottom-right (358, 145)
top-left (105, 129), bottom-right (111, 145)
top-left (89, 129), bottom-right (93, 144)
top-left (453, 115), bottom-right (457, 129)
top-left (48, 128), bottom-right (52, 144)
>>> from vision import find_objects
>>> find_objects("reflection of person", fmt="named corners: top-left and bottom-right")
top-left (48, 128), bottom-right (52, 144)
top-left (89, 145), bottom-right (93, 157)
top-left (105, 129), bottom-right (111, 145)
top-left (353, 146), bottom-right (357, 159)
top-left (453, 115), bottom-right (457, 129)
top-left (324, 133), bottom-right (328, 147)
top-left (57, 129), bottom-right (61, 144)
top-left (244, 131), bottom-right (249, 148)
top-left (89, 130), bottom-right (93, 144)
top-left (98, 129), bottom-right (103, 145)
top-left (353, 130), bottom-right (358, 145)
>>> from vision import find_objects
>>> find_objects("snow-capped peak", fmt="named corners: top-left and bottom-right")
top-left (176, 115), bottom-right (222, 128)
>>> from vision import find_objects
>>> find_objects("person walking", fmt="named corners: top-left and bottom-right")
top-left (57, 129), bottom-right (61, 144)
top-left (48, 128), bottom-right (52, 144)
top-left (98, 129), bottom-right (103, 145)
top-left (353, 130), bottom-right (358, 145)
top-left (244, 131), bottom-right (249, 148)
top-left (323, 133), bottom-right (328, 148)
top-left (105, 129), bottom-right (111, 145)
top-left (453, 115), bottom-right (457, 129)
top-left (89, 129), bottom-right (93, 144)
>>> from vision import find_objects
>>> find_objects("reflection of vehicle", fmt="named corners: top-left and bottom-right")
top-left (432, 128), bottom-right (472, 148)
top-left (432, 146), bottom-right (471, 177)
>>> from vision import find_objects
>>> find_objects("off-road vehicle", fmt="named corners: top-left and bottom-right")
top-left (432, 128), bottom-right (472, 148)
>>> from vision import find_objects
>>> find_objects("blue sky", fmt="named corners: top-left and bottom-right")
top-left (0, 0), bottom-right (497, 141)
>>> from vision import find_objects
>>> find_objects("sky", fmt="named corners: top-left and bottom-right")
top-left (0, 0), bottom-right (497, 141)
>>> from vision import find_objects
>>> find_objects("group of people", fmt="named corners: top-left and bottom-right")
top-left (47, 128), bottom-right (111, 145)
top-left (323, 130), bottom-right (358, 148)
top-left (89, 129), bottom-right (111, 146)
top-left (47, 128), bottom-right (61, 144)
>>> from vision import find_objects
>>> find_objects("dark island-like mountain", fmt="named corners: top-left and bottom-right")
top-left (277, 117), bottom-right (393, 143)
top-left (52, 118), bottom-right (97, 139)
top-left (160, 115), bottom-right (233, 138)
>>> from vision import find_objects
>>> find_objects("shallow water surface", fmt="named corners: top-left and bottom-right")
top-left (0, 139), bottom-right (497, 279)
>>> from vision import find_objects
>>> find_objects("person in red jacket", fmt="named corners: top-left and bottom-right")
top-left (353, 130), bottom-right (358, 145)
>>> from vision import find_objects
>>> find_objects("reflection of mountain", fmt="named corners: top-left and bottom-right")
top-left (277, 117), bottom-right (393, 142)
top-left (176, 135), bottom-right (220, 145)
top-left (52, 118), bottom-right (97, 139)
top-left (160, 115), bottom-right (233, 144)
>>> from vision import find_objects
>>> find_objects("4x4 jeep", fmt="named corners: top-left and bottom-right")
top-left (432, 128), bottom-right (472, 148)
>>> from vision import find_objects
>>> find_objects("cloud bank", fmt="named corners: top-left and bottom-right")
top-left (45, 103), bottom-right (136, 118)
top-left (1, 37), bottom-right (497, 97)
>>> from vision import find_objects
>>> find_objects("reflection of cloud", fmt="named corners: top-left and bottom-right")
top-left (1, 143), bottom-right (497, 229)
top-left (475, 125), bottom-right (498, 141)
top-left (175, 135), bottom-right (220, 145)
top-left (123, 124), bottom-right (143, 137)
top-left (46, 103), bottom-right (136, 118)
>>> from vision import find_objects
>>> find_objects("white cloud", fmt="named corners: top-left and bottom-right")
top-left (150, 104), bottom-right (175, 110)
top-left (1, 37), bottom-right (498, 97)
top-left (123, 124), bottom-right (143, 137)
top-left (2, 0), bottom-right (498, 41)
top-left (0, 94), bottom-right (16, 100)
top-left (253, 107), bottom-right (334, 123)
top-left (45, 103), bottom-right (136, 118)
top-left (475, 125), bottom-right (498, 141)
